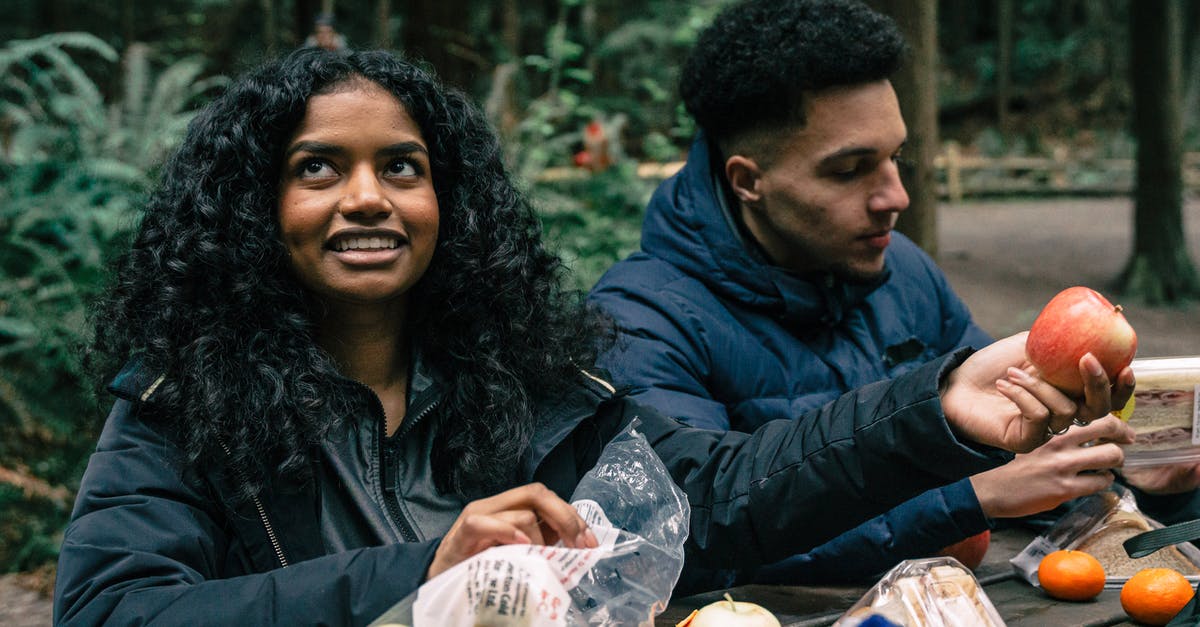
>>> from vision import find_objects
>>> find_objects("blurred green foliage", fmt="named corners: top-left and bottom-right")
top-left (0, 32), bottom-right (224, 571)
top-left (507, 1), bottom-right (716, 291)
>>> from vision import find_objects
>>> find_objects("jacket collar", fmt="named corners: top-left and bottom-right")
top-left (640, 133), bottom-right (889, 329)
top-left (517, 370), bottom-right (614, 481)
top-left (107, 354), bottom-right (165, 403)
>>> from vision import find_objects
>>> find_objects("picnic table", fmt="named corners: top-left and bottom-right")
top-left (657, 527), bottom-right (1140, 626)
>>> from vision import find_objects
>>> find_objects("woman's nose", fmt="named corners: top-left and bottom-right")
top-left (338, 166), bottom-right (391, 219)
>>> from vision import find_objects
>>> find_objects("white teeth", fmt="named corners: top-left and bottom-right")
top-left (333, 237), bottom-right (400, 251)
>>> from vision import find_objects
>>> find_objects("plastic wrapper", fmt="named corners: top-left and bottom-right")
top-left (1010, 486), bottom-right (1200, 589)
top-left (833, 557), bottom-right (1004, 626)
top-left (1120, 356), bottom-right (1200, 468)
top-left (368, 422), bottom-right (690, 627)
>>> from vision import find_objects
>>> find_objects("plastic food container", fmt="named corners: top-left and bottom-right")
top-left (1121, 356), bottom-right (1200, 468)
top-left (834, 557), bottom-right (1004, 626)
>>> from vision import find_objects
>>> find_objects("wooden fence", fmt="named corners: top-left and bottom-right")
top-left (936, 144), bottom-right (1200, 201)
top-left (538, 147), bottom-right (1200, 201)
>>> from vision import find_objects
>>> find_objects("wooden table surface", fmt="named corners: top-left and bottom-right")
top-left (657, 528), bottom-right (1138, 626)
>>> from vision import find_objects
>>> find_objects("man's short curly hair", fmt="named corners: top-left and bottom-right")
top-left (681, 0), bottom-right (906, 150)
top-left (90, 48), bottom-right (603, 500)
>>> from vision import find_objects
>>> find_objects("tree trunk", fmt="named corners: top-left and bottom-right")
top-left (581, 0), bottom-right (598, 95)
top-left (874, 0), bottom-right (940, 255)
top-left (940, 0), bottom-right (969, 53)
top-left (500, 0), bottom-right (521, 58)
top-left (204, 0), bottom-right (259, 76)
top-left (1184, 3), bottom-right (1200, 136)
top-left (1120, 0), bottom-right (1200, 303)
top-left (293, 0), bottom-right (319, 46)
top-left (261, 0), bottom-right (277, 56)
top-left (36, 0), bottom-right (70, 32)
top-left (996, 0), bottom-right (1014, 134)
top-left (483, 0), bottom-right (522, 138)
top-left (375, 0), bottom-right (393, 48)
top-left (401, 0), bottom-right (477, 89)
top-left (121, 0), bottom-right (135, 48)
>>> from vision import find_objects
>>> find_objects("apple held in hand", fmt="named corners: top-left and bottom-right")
top-left (937, 529), bottom-right (991, 570)
top-left (678, 594), bottom-right (782, 627)
top-left (1025, 286), bottom-right (1137, 395)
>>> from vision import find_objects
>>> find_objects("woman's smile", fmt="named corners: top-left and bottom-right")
top-left (325, 228), bottom-right (408, 265)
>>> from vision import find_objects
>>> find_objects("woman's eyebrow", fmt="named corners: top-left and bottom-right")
top-left (285, 140), bottom-right (343, 159)
top-left (284, 141), bottom-right (429, 159)
top-left (378, 141), bottom-right (429, 158)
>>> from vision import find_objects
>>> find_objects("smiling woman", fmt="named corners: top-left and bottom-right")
top-left (278, 81), bottom-right (439, 310)
top-left (52, 46), bottom-right (1130, 627)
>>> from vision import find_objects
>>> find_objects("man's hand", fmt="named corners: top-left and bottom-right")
top-left (971, 415), bottom-right (1134, 518)
top-left (942, 332), bottom-right (1136, 453)
top-left (426, 483), bottom-right (599, 581)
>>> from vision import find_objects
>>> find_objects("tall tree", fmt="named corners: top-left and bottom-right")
top-left (1184, 2), bottom-right (1200, 137)
top-left (995, 0), bottom-right (1013, 134)
top-left (261, 0), bottom-right (277, 56)
top-left (293, 0), bottom-right (319, 46)
top-left (375, 0), bottom-right (393, 48)
top-left (400, 0), bottom-right (477, 89)
top-left (1121, 0), bottom-right (1199, 303)
top-left (874, 0), bottom-right (940, 255)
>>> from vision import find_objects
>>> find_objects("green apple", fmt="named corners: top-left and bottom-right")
top-left (688, 594), bottom-right (781, 627)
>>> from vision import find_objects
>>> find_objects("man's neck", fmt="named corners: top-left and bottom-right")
top-left (713, 167), bottom-right (774, 266)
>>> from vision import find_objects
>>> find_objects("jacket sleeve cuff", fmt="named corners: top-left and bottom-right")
top-left (942, 476), bottom-right (993, 533)
top-left (931, 348), bottom-right (1017, 466)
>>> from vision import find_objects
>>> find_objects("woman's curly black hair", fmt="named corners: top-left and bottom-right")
top-left (89, 48), bottom-right (604, 500)
top-left (680, 0), bottom-right (906, 149)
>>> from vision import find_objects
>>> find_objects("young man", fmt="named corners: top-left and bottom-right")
top-left (589, 0), bottom-right (1182, 590)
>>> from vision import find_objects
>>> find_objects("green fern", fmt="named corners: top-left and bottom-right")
top-left (0, 32), bottom-right (224, 571)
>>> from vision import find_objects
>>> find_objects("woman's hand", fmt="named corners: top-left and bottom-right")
top-left (1121, 464), bottom-right (1200, 495)
top-left (942, 332), bottom-right (1135, 454)
top-left (426, 483), bottom-right (599, 581)
top-left (970, 415), bottom-right (1134, 518)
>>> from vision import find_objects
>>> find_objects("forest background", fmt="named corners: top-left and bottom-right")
top-left (2, 0), bottom-right (1200, 588)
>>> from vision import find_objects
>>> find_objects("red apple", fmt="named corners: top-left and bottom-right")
top-left (1025, 286), bottom-right (1137, 395)
top-left (937, 529), bottom-right (991, 570)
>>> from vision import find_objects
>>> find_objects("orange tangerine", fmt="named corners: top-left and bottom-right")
top-left (1038, 550), bottom-right (1106, 601)
top-left (1120, 568), bottom-right (1194, 626)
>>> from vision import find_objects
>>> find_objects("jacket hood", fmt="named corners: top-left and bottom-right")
top-left (640, 133), bottom-right (888, 328)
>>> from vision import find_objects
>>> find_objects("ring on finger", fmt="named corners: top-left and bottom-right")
top-left (1045, 424), bottom-right (1071, 438)
top-left (1072, 418), bottom-right (1091, 427)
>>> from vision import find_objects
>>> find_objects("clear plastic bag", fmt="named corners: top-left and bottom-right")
top-left (1010, 486), bottom-right (1200, 589)
top-left (369, 421), bottom-right (690, 627)
top-left (833, 557), bottom-right (1004, 627)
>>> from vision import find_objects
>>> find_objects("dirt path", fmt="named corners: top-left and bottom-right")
top-left (0, 572), bottom-right (53, 627)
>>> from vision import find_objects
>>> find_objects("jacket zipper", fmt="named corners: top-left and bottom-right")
top-left (219, 441), bottom-right (289, 568)
top-left (382, 448), bottom-right (420, 543)
top-left (379, 396), bottom-right (440, 543)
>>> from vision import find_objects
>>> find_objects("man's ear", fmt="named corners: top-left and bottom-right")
top-left (725, 155), bottom-right (763, 205)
